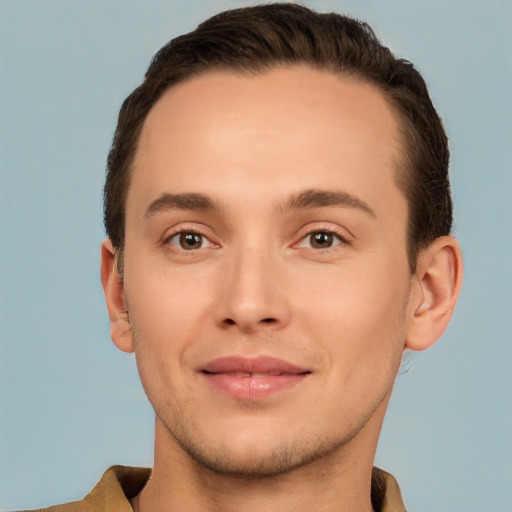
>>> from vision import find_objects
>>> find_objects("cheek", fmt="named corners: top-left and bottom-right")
top-left (302, 278), bottom-right (407, 421)
top-left (125, 275), bottom-right (208, 414)
top-left (125, 264), bottom-right (216, 343)
top-left (294, 260), bottom-right (410, 370)
top-left (122, 273), bottom-right (212, 404)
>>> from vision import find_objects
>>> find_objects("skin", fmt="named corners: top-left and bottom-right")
top-left (102, 66), bottom-right (462, 512)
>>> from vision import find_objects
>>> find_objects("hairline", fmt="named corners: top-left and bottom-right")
top-left (115, 64), bottom-right (421, 274)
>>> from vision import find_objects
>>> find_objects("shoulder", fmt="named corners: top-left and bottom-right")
top-left (372, 467), bottom-right (407, 512)
top-left (17, 465), bottom-right (151, 512)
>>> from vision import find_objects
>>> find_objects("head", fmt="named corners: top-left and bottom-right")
top-left (101, 3), bottom-right (462, 482)
top-left (104, 3), bottom-right (452, 275)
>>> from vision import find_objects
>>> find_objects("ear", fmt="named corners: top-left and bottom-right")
top-left (405, 236), bottom-right (463, 351)
top-left (101, 239), bottom-right (134, 353)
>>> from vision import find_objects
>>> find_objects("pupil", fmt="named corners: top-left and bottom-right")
top-left (180, 233), bottom-right (201, 249)
top-left (312, 232), bottom-right (332, 248)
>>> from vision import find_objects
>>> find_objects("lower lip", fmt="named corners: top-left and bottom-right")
top-left (202, 373), bottom-right (308, 400)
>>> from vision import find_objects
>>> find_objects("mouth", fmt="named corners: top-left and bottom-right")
top-left (200, 356), bottom-right (311, 400)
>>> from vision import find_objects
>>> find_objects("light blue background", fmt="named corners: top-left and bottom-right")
top-left (1, 1), bottom-right (510, 510)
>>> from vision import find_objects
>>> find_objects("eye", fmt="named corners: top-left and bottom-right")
top-left (297, 231), bottom-right (343, 249)
top-left (168, 231), bottom-right (210, 251)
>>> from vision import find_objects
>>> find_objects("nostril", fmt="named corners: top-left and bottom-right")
top-left (221, 317), bottom-right (277, 327)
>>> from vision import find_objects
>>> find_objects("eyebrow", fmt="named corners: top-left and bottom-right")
top-left (144, 189), bottom-right (376, 218)
top-left (145, 193), bottom-right (218, 217)
top-left (277, 189), bottom-right (376, 218)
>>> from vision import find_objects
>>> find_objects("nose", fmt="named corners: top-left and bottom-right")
top-left (214, 246), bottom-right (291, 333)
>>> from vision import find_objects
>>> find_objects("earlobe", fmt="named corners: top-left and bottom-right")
top-left (100, 239), bottom-right (134, 353)
top-left (405, 236), bottom-right (463, 351)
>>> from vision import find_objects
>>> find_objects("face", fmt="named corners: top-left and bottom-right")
top-left (119, 67), bottom-right (415, 476)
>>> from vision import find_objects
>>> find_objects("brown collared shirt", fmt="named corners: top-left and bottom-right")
top-left (23, 465), bottom-right (406, 512)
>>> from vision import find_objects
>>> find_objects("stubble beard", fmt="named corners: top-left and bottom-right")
top-left (130, 314), bottom-right (405, 480)
top-left (148, 385), bottom-right (393, 480)
top-left (129, 329), bottom-right (371, 479)
top-left (159, 413), bottom-right (359, 478)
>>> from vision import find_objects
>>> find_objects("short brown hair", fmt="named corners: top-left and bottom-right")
top-left (104, 3), bottom-right (452, 273)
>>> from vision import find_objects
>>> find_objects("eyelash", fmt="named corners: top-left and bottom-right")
top-left (163, 226), bottom-right (349, 253)
top-left (294, 228), bottom-right (349, 250)
top-left (164, 228), bottom-right (217, 251)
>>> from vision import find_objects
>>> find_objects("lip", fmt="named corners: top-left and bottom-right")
top-left (200, 356), bottom-right (311, 400)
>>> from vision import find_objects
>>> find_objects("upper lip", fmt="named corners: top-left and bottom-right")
top-left (201, 356), bottom-right (310, 375)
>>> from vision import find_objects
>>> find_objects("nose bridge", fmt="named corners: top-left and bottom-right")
top-left (216, 239), bottom-right (289, 331)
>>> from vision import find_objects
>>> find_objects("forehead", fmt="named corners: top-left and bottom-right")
top-left (129, 66), bottom-right (404, 218)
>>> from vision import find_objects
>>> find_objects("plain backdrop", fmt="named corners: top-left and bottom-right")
top-left (0, 1), bottom-right (511, 511)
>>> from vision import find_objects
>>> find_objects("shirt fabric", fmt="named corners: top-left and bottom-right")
top-left (23, 465), bottom-right (406, 512)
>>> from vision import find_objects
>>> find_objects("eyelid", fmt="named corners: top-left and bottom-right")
top-left (168, 232), bottom-right (208, 250)
top-left (162, 224), bottom-right (220, 250)
top-left (292, 224), bottom-right (352, 249)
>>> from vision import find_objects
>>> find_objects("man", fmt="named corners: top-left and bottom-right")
top-left (29, 3), bottom-right (462, 511)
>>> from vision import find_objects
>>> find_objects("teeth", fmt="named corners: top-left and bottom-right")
top-left (209, 372), bottom-right (288, 379)
top-left (233, 372), bottom-right (284, 378)
top-left (221, 372), bottom-right (284, 378)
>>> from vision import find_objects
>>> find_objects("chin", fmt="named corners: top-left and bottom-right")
top-left (163, 416), bottom-right (353, 478)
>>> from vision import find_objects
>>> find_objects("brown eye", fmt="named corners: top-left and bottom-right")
top-left (310, 232), bottom-right (334, 248)
top-left (296, 231), bottom-right (343, 250)
top-left (168, 232), bottom-right (207, 250)
top-left (180, 233), bottom-right (203, 249)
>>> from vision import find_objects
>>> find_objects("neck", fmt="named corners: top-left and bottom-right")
top-left (132, 405), bottom-right (387, 512)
